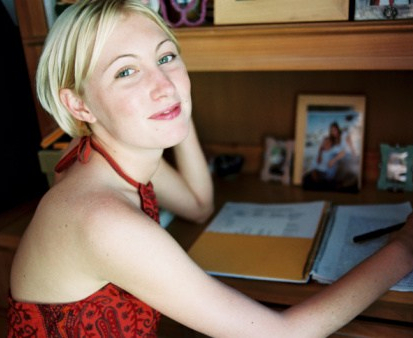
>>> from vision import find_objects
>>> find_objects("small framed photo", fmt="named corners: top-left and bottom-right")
top-left (377, 144), bottom-right (413, 191)
top-left (293, 95), bottom-right (366, 193)
top-left (355, 0), bottom-right (413, 20)
top-left (261, 137), bottom-right (294, 185)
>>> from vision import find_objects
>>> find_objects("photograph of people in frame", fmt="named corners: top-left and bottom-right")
top-left (377, 144), bottom-right (413, 191)
top-left (370, 0), bottom-right (410, 4)
top-left (387, 151), bottom-right (408, 183)
top-left (298, 103), bottom-right (365, 193)
top-left (355, 0), bottom-right (413, 20)
top-left (261, 137), bottom-right (294, 185)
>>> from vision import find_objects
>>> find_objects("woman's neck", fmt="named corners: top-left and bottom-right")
top-left (90, 135), bottom-right (163, 186)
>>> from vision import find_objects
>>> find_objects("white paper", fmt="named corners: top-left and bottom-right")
top-left (312, 202), bottom-right (413, 292)
top-left (206, 201), bottom-right (327, 239)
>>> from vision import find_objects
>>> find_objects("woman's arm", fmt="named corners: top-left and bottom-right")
top-left (345, 132), bottom-right (357, 157)
top-left (282, 215), bottom-right (413, 336)
top-left (152, 119), bottom-right (214, 223)
top-left (317, 144), bottom-right (325, 164)
top-left (328, 150), bottom-right (346, 168)
top-left (84, 200), bottom-right (413, 338)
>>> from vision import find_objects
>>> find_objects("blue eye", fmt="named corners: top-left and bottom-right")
top-left (116, 67), bottom-right (136, 79)
top-left (158, 54), bottom-right (175, 65)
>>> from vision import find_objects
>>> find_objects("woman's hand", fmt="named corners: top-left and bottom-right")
top-left (152, 119), bottom-right (214, 223)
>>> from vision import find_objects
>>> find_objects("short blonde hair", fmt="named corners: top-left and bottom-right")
top-left (36, 0), bottom-right (179, 137)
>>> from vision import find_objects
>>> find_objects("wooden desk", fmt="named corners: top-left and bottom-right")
top-left (1, 178), bottom-right (412, 337)
top-left (165, 175), bottom-right (413, 337)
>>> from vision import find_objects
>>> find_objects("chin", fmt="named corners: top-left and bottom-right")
top-left (162, 123), bottom-right (190, 148)
top-left (171, 129), bottom-right (191, 146)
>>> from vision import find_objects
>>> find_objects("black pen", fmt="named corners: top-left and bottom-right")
top-left (353, 222), bottom-right (405, 243)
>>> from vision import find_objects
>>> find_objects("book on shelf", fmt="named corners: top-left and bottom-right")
top-left (188, 200), bottom-right (413, 292)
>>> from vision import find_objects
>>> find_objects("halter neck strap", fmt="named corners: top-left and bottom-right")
top-left (55, 136), bottom-right (142, 189)
top-left (54, 136), bottom-right (159, 223)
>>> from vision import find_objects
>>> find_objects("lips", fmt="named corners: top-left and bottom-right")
top-left (149, 103), bottom-right (181, 120)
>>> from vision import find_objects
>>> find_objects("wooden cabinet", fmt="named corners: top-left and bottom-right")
top-left (15, 0), bottom-right (413, 181)
top-left (175, 22), bottom-right (413, 180)
top-left (175, 20), bottom-right (413, 71)
top-left (14, 0), bottom-right (54, 140)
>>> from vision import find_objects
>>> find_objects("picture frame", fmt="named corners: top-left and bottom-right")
top-left (293, 95), bottom-right (366, 193)
top-left (159, 0), bottom-right (209, 27)
top-left (44, 0), bottom-right (161, 27)
top-left (355, 0), bottom-right (413, 20)
top-left (261, 137), bottom-right (294, 185)
top-left (377, 144), bottom-right (413, 191)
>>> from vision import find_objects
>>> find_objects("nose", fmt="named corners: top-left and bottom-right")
top-left (149, 67), bottom-right (175, 101)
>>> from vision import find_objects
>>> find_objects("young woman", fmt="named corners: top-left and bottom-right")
top-left (8, 1), bottom-right (413, 337)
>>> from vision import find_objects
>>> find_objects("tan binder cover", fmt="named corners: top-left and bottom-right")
top-left (188, 201), bottom-right (329, 283)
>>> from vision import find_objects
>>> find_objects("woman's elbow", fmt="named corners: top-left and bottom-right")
top-left (192, 200), bottom-right (215, 224)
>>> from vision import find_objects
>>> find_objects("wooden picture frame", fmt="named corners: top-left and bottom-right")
top-left (293, 95), bottom-right (366, 193)
top-left (214, 0), bottom-right (350, 25)
top-left (377, 144), bottom-right (413, 191)
top-left (355, 0), bottom-right (413, 20)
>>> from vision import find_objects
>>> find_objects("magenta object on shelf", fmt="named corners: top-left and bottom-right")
top-left (159, 0), bottom-right (208, 27)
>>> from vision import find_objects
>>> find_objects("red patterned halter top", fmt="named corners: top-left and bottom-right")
top-left (7, 136), bottom-right (161, 337)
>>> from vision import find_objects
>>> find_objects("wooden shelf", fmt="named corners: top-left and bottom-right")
top-left (175, 20), bottom-right (413, 71)
top-left (15, 0), bottom-right (413, 73)
top-left (14, 0), bottom-right (413, 139)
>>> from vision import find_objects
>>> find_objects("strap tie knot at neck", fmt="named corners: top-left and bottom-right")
top-left (55, 136), bottom-right (92, 174)
top-left (77, 136), bottom-right (92, 164)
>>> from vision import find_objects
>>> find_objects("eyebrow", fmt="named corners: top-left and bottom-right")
top-left (105, 38), bottom-right (173, 70)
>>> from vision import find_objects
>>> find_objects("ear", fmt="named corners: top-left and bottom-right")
top-left (59, 89), bottom-right (97, 123)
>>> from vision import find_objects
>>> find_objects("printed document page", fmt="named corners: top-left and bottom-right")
top-left (206, 201), bottom-right (327, 239)
top-left (312, 202), bottom-right (413, 292)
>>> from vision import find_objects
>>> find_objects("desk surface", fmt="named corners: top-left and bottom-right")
top-left (166, 175), bottom-right (413, 336)
top-left (1, 177), bottom-right (412, 337)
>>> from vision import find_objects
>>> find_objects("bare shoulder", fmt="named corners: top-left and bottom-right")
top-left (47, 178), bottom-right (171, 269)
top-left (11, 177), bottom-right (156, 302)
top-left (76, 187), bottom-right (159, 246)
top-left (43, 177), bottom-right (154, 244)
top-left (21, 175), bottom-right (175, 272)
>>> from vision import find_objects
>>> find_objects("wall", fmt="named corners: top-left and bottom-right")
top-left (190, 70), bottom-right (413, 150)
top-left (0, 3), bottom-right (48, 212)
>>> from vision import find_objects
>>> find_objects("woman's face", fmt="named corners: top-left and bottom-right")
top-left (82, 12), bottom-right (192, 150)
top-left (330, 125), bottom-right (340, 138)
